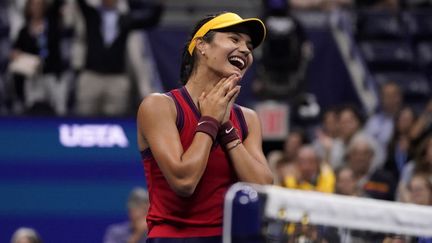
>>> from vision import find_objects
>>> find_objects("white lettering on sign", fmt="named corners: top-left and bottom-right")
top-left (59, 124), bottom-right (129, 148)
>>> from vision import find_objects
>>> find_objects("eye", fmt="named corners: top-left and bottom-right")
top-left (247, 44), bottom-right (253, 52)
top-left (230, 36), bottom-right (239, 43)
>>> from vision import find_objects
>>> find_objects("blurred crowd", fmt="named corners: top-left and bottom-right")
top-left (0, 0), bottom-right (164, 116)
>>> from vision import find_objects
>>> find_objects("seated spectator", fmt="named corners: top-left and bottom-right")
top-left (409, 98), bottom-right (432, 146)
top-left (283, 145), bottom-right (335, 193)
top-left (398, 135), bottom-right (432, 202)
top-left (365, 81), bottom-right (403, 155)
top-left (384, 106), bottom-right (416, 182)
top-left (10, 227), bottom-right (42, 243)
top-left (103, 187), bottom-right (149, 243)
top-left (406, 173), bottom-right (432, 242)
top-left (267, 129), bottom-right (308, 185)
top-left (328, 105), bottom-right (384, 171)
top-left (406, 173), bottom-right (432, 206)
top-left (345, 135), bottom-right (396, 200)
top-left (313, 107), bottom-right (340, 163)
top-left (335, 166), bottom-right (360, 196)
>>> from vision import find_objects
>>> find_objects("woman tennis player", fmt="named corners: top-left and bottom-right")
top-left (137, 12), bottom-right (273, 243)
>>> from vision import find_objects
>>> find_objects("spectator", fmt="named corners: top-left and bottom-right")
top-left (8, 0), bottom-right (67, 115)
top-left (398, 135), bottom-right (432, 202)
top-left (406, 173), bottom-right (432, 206)
top-left (327, 105), bottom-right (386, 171)
top-left (345, 135), bottom-right (396, 200)
top-left (10, 227), bottom-right (42, 243)
top-left (409, 98), bottom-right (432, 146)
top-left (75, 0), bottom-right (163, 116)
top-left (267, 129), bottom-right (308, 185)
top-left (335, 166), bottom-right (360, 196)
top-left (406, 173), bottom-right (432, 243)
top-left (283, 145), bottom-right (335, 193)
top-left (384, 106), bottom-right (416, 181)
top-left (365, 81), bottom-right (403, 155)
top-left (313, 107), bottom-right (340, 163)
top-left (104, 187), bottom-right (149, 243)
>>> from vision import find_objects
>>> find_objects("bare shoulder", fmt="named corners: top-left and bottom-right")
top-left (138, 93), bottom-right (176, 119)
top-left (238, 105), bottom-right (260, 125)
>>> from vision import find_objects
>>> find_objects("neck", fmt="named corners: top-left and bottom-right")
top-left (184, 68), bottom-right (222, 106)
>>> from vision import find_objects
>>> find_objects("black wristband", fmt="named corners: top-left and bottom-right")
top-left (195, 116), bottom-right (220, 142)
top-left (218, 121), bottom-right (240, 146)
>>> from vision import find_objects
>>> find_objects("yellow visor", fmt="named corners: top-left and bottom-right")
top-left (187, 12), bottom-right (266, 55)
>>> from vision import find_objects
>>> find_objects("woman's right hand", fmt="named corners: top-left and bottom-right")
top-left (198, 74), bottom-right (240, 122)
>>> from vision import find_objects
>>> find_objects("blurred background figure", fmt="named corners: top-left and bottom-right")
top-left (10, 227), bottom-right (42, 243)
top-left (344, 135), bottom-right (396, 200)
top-left (104, 187), bottom-right (149, 243)
top-left (383, 106), bottom-right (416, 182)
top-left (74, 0), bottom-right (164, 117)
top-left (7, 0), bottom-right (68, 115)
top-left (335, 166), bottom-right (360, 196)
top-left (267, 128), bottom-right (308, 185)
top-left (365, 81), bottom-right (403, 154)
top-left (406, 173), bottom-right (432, 206)
top-left (283, 145), bottom-right (335, 193)
top-left (398, 135), bottom-right (432, 202)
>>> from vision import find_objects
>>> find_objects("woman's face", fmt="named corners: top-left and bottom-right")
top-left (409, 175), bottom-right (432, 205)
top-left (339, 110), bottom-right (360, 141)
top-left (396, 108), bottom-right (415, 134)
top-left (336, 168), bottom-right (357, 196)
top-left (201, 31), bottom-right (253, 78)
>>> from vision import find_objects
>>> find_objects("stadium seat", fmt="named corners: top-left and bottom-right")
top-left (360, 40), bottom-right (414, 71)
top-left (356, 10), bottom-right (406, 40)
top-left (403, 9), bottom-right (432, 41)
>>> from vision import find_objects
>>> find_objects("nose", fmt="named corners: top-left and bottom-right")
top-left (238, 41), bottom-right (251, 56)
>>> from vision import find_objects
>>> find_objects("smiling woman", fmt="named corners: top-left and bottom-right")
top-left (136, 12), bottom-right (273, 243)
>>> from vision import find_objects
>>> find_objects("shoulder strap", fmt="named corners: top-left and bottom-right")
top-left (233, 104), bottom-right (249, 140)
top-left (165, 89), bottom-right (184, 131)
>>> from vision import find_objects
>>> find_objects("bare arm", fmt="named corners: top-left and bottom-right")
top-left (137, 77), bottom-right (238, 197)
top-left (225, 107), bottom-right (273, 185)
top-left (137, 94), bottom-right (213, 197)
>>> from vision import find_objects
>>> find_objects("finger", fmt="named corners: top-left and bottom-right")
top-left (224, 85), bottom-right (241, 102)
top-left (198, 91), bottom-right (206, 104)
top-left (208, 77), bottom-right (227, 96)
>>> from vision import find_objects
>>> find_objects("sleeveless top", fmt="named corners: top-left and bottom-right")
top-left (141, 87), bottom-right (249, 238)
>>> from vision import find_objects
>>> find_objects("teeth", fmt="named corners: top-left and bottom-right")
top-left (229, 56), bottom-right (245, 69)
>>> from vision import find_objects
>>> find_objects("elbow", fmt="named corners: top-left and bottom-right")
top-left (170, 178), bottom-right (197, 197)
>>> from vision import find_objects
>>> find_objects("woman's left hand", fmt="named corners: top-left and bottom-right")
top-left (221, 75), bottom-right (241, 123)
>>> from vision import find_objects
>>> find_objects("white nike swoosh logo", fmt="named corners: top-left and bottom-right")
top-left (198, 121), bottom-right (207, 126)
top-left (225, 127), bottom-right (234, 134)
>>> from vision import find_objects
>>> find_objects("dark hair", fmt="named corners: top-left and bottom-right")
top-left (179, 13), bottom-right (223, 85)
top-left (414, 135), bottom-right (432, 173)
top-left (336, 104), bottom-right (365, 126)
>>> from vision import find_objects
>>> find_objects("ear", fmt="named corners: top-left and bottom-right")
top-left (195, 38), bottom-right (207, 55)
